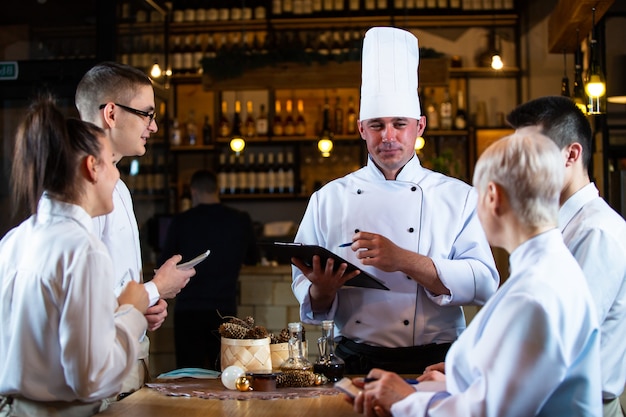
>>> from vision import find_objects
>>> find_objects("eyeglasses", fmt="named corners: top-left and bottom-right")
top-left (99, 103), bottom-right (156, 125)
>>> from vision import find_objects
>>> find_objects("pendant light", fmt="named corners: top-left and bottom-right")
top-left (584, 7), bottom-right (606, 114)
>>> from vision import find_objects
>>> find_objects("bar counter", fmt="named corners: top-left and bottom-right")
top-left (99, 378), bottom-right (360, 417)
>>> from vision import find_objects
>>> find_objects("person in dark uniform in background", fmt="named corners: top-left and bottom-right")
top-left (159, 169), bottom-right (259, 370)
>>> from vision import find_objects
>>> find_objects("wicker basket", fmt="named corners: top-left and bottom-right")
top-left (220, 337), bottom-right (272, 372)
top-left (269, 342), bottom-right (308, 371)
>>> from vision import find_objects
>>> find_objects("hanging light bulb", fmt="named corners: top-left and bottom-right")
top-left (230, 137), bottom-right (245, 154)
top-left (317, 97), bottom-right (334, 157)
top-left (584, 7), bottom-right (606, 114)
top-left (561, 50), bottom-right (570, 97)
top-left (230, 100), bottom-right (245, 155)
top-left (318, 138), bottom-right (333, 157)
top-left (150, 62), bottom-right (162, 78)
top-left (490, 54), bottom-right (503, 70)
top-left (414, 136), bottom-right (425, 151)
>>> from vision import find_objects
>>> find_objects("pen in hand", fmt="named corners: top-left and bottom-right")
top-left (364, 377), bottom-right (419, 385)
top-left (338, 242), bottom-right (352, 248)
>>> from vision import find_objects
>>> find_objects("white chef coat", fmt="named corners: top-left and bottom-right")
top-left (292, 156), bottom-right (499, 347)
top-left (559, 183), bottom-right (626, 400)
top-left (93, 179), bottom-right (160, 306)
top-left (0, 194), bottom-right (147, 402)
top-left (391, 230), bottom-right (602, 417)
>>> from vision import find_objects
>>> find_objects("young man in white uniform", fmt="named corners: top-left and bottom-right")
top-left (507, 96), bottom-right (626, 417)
top-left (291, 27), bottom-right (499, 374)
top-left (76, 62), bottom-right (195, 394)
top-left (352, 133), bottom-right (602, 417)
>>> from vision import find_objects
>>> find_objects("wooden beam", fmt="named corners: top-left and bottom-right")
top-left (548, 0), bottom-right (615, 53)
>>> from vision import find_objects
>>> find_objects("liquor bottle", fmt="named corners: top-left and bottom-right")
top-left (280, 322), bottom-right (313, 373)
top-left (333, 96), bottom-right (344, 135)
top-left (284, 99), bottom-right (295, 136)
top-left (254, 1), bottom-right (266, 19)
top-left (348, 0), bottom-right (360, 11)
top-left (247, 153), bottom-right (257, 194)
top-left (182, 35), bottom-right (194, 73)
top-left (276, 151), bottom-right (286, 193)
top-left (217, 153), bottom-right (228, 194)
top-left (334, 0), bottom-right (345, 11)
top-left (323, 0), bottom-right (334, 12)
top-left (320, 97), bottom-right (333, 139)
top-left (313, 320), bottom-right (345, 382)
top-left (283, 0), bottom-right (294, 14)
top-left (439, 88), bottom-right (452, 130)
top-left (256, 103), bottom-right (269, 136)
top-left (312, 0), bottom-right (323, 14)
top-left (272, 0), bottom-right (282, 16)
top-left (236, 155), bottom-right (248, 194)
top-left (346, 96), bottom-right (357, 135)
top-left (192, 34), bottom-right (204, 73)
top-left (267, 152), bottom-right (277, 193)
top-left (295, 99), bottom-right (307, 136)
top-left (256, 152), bottom-right (268, 193)
top-left (454, 90), bottom-right (468, 130)
top-left (377, 0), bottom-right (387, 10)
top-left (219, 100), bottom-right (231, 138)
top-left (171, 36), bottom-right (184, 74)
top-left (285, 151), bottom-right (296, 194)
top-left (244, 100), bottom-right (256, 138)
top-left (207, 4), bottom-right (219, 20)
top-left (232, 100), bottom-right (243, 138)
top-left (170, 118), bottom-right (182, 146)
top-left (185, 109), bottom-right (198, 145)
top-left (227, 154), bottom-right (238, 195)
top-left (293, 0), bottom-right (303, 15)
top-left (425, 88), bottom-right (439, 130)
top-left (302, 0), bottom-right (313, 14)
top-left (273, 100), bottom-right (284, 136)
top-left (202, 114), bottom-right (213, 144)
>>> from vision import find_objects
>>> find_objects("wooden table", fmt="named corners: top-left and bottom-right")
top-left (99, 379), bottom-right (361, 417)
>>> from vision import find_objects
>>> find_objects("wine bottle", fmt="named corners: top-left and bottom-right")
top-left (256, 103), bottom-right (269, 136)
top-left (202, 114), bottom-right (213, 144)
top-left (333, 96), bottom-right (344, 135)
top-left (245, 100), bottom-right (256, 138)
top-left (267, 152), bottom-right (277, 193)
top-left (247, 153), bottom-right (257, 194)
top-left (232, 100), bottom-right (243, 138)
top-left (236, 155), bottom-right (248, 194)
top-left (257, 152), bottom-right (268, 193)
top-left (425, 88), bottom-right (439, 130)
top-left (227, 154), bottom-right (237, 195)
top-left (185, 109), bottom-right (198, 145)
top-left (284, 99), bottom-right (295, 136)
top-left (346, 96), bottom-right (357, 135)
top-left (454, 90), bottom-right (468, 130)
top-left (273, 100), bottom-right (284, 136)
top-left (276, 151), bottom-right (286, 193)
top-left (295, 99), bottom-right (307, 136)
top-left (439, 88), bottom-right (452, 130)
top-left (286, 151), bottom-right (296, 194)
top-left (219, 100), bottom-right (231, 138)
top-left (170, 118), bottom-right (182, 146)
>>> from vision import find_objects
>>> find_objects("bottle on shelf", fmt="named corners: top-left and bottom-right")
top-left (219, 100), bottom-right (231, 138)
top-left (320, 97), bottom-right (333, 139)
top-left (454, 90), bottom-right (468, 130)
top-left (185, 109), bottom-right (198, 145)
top-left (267, 152), bottom-right (277, 194)
top-left (236, 154), bottom-right (248, 194)
top-left (280, 322), bottom-right (313, 373)
top-left (439, 88), bottom-right (452, 130)
top-left (284, 99), bottom-right (295, 136)
top-left (202, 114), bottom-right (213, 144)
top-left (333, 96), bottom-right (344, 135)
top-left (217, 153), bottom-right (228, 194)
top-left (425, 88), bottom-right (439, 130)
top-left (232, 100), bottom-right (243, 138)
top-left (295, 99), bottom-right (307, 136)
top-left (247, 153), bottom-right (257, 194)
top-left (170, 118), bottom-right (182, 146)
top-left (182, 34), bottom-right (194, 73)
top-left (171, 36), bottom-right (183, 74)
top-left (244, 100), bottom-right (256, 138)
top-left (346, 96), bottom-right (357, 135)
top-left (276, 151), bottom-right (286, 193)
top-left (313, 320), bottom-right (345, 383)
top-left (273, 100), bottom-right (284, 136)
top-left (256, 152), bottom-right (268, 194)
top-left (286, 151), bottom-right (296, 194)
top-left (256, 103), bottom-right (269, 136)
top-left (227, 154), bottom-right (238, 195)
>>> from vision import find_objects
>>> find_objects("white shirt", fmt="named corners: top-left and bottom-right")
top-left (0, 195), bottom-right (147, 402)
top-left (392, 230), bottom-right (602, 417)
top-left (559, 183), bottom-right (626, 400)
top-left (292, 156), bottom-right (499, 347)
top-left (93, 179), bottom-right (160, 306)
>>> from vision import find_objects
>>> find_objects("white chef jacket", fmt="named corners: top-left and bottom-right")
top-left (0, 194), bottom-right (147, 402)
top-left (93, 179), bottom-right (160, 306)
top-left (391, 230), bottom-right (602, 417)
top-left (559, 183), bottom-right (626, 400)
top-left (292, 156), bottom-right (499, 347)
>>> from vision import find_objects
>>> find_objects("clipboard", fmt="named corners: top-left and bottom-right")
top-left (260, 242), bottom-right (389, 291)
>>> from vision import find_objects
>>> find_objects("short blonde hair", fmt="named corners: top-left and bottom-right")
top-left (472, 133), bottom-right (563, 229)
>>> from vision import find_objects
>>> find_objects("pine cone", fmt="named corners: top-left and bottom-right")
top-left (244, 316), bottom-right (255, 327)
top-left (246, 325), bottom-right (269, 339)
top-left (219, 322), bottom-right (249, 339)
top-left (276, 370), bottom-right (317, 388)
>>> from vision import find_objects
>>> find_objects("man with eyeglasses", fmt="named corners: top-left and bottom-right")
top-left (75, 62), bottom-right (194, 397)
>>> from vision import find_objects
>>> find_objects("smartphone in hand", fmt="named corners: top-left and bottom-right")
top-left (334, 377), bottom-right (362, 398)
top-left (177, 249), bottom-right (210, 270)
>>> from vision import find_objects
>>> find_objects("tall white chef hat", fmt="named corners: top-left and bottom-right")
top-left (359, 27), bottom-right (421, 121)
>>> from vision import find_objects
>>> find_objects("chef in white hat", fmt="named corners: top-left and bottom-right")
top-left (291, 27), bottom-right (499, 374)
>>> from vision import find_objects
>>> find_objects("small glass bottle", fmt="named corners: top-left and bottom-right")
top-left (313, 320), bottom-right (345, 382)
top-left (280, 322), bottom-right (312, 373)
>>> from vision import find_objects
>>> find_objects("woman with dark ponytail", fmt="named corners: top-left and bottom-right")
top-left (0, 96), bottom-right (149, 416)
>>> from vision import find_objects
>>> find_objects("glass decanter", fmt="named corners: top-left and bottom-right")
top-left (313, 320), bottom-right (345, 382)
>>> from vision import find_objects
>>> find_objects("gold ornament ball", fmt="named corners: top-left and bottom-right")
top-left (314, 374), bottom-right (324, 385)
top-left (235, 376), bottom-right (251, 391)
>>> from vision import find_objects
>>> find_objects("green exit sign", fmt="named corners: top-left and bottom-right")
top-left (0, 62), bottom-right (18, 80)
